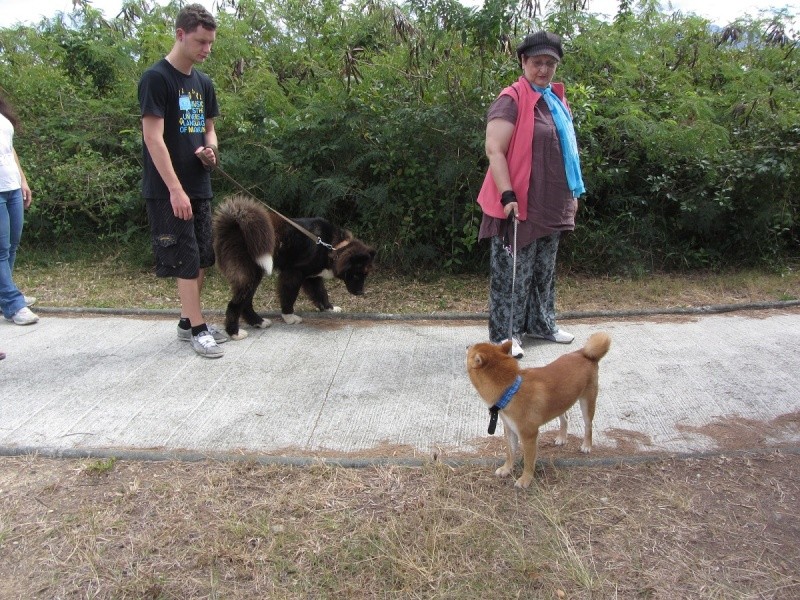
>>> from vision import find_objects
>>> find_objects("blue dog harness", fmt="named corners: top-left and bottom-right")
top-left (488, 375), bottom-right (522, 435)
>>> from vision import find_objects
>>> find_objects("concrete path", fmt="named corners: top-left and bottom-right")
top-left (1, 307), bottom-right (799, 464)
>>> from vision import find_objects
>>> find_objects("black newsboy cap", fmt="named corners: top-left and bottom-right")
top-left (516, 31), bottom-right (564, 63)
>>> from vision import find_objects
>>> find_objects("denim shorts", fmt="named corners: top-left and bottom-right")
top-left (145, 197), bottom-right (215, 279)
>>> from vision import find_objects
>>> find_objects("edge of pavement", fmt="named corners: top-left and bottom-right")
top-left (29, 298), bottom-right (800, 322)
top-left (2, 444), bottom-right (798, 470)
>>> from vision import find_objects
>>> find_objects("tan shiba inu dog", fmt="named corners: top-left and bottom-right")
top-left (466, 332), bottom-right (611, 488)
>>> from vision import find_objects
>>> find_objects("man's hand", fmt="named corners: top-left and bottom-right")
top-left (170, 188), bottom-right (193, 220)
top-left (195, 145), bottom-right (217, 170)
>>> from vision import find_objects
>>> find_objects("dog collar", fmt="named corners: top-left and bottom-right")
top-left (488, 375), bottom-right (522, 435)
top-left (326, 239), bottom-right (351, 255)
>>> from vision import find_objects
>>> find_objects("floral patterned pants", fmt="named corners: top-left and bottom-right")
top-left (488, 232), bottom-right (560, 344)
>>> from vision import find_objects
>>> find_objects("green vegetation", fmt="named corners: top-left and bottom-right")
top-left (1, 0), bottom-right (797, 273)
top-left (82, 457), bottom-right (117, 476)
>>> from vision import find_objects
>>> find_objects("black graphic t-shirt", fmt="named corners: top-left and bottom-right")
top-left (138, 58), bottom-right (220, 199)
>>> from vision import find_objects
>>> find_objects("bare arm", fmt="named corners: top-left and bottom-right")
top-left (12, 149), bottom-right (31, 209)
top-left (485, 118), bottom-right (517, 217)
top-left (142, 115), bottom-right (193, 220)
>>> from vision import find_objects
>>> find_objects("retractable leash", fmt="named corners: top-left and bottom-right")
top-left (197, 150), bottom-right (334, 252)
top-left (487, 213), bottom-right (521, 433)
top-left (508, 214), bottom-right (518, 343)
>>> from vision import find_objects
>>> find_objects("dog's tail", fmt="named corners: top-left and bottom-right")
top-left (580, 332), bottom-right (611, 362)
top-left (213, 195), bottom-right (276, 275)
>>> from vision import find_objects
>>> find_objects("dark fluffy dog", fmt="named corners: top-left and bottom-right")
top-left (213, 195), bottom-right (376, 339)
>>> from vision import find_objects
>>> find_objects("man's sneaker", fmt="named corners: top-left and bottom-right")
top-left (191, 330), bottom-right (224, 358)
top-left (6, 306), bottom-right (39, 326)
top-left (502, 336), bottom-right (524, 359)
top-left (178, 323), bottom-right (229, 344)
top-left (24, 295), bottom-right (37, 307)
top-left (527, 328), bottom-right (574, 344)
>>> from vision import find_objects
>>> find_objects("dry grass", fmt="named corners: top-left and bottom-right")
top-left (1, 453), bottom-right (798, 599)
top-left (12, 246), bottom-right (800, 315)
top-left (5, 248), bottom-right (800, 598)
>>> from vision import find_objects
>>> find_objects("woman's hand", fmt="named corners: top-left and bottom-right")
top-left (501, 190), bottom-right (518, 218)
top-left (21, 181), bottom-right (32, 209)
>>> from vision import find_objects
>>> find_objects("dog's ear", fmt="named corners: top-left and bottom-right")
top-left (500, 340), bottom-right (512, 354)
top-left (470, 351), bottom-right (486, 368)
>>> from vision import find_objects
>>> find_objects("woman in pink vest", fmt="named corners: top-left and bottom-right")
top-left (477, 31), bottom-right (585, 359)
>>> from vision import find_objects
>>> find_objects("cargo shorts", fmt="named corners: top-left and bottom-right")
top-left (145, 197), bottom-right (215, 279)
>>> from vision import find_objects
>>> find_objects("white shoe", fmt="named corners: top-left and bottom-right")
top-left (190, 330), bottom-right (224, 358)
top-left (502, 336), bottom-right (524, 359)
top-left (7, 306), bottom-right (39, 325)
top-left (24, 295), bottom-right (37, 307)
top-left (527, 328), bottom-right (574, 344)
top-left (177, 323), bottom-right (229, 344)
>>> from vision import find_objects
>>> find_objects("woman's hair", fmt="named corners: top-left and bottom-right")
top-left (0, 93), bottom-right (20, 130)
top-left (175, 3), bottom-right (217, 33)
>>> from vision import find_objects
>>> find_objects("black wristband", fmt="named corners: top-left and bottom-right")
top-left (500, 190), bottom-right (517, 206)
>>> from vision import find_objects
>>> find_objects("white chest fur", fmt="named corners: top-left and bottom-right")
top-left (499, 413), bottom-right (520, 437)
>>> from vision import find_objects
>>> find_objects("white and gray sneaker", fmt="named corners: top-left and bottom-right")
top-left (527, 328), bottom-right (574, 344)
top-left (178, 323), bottom-right (229, 344)
top-left (191, 330), bottom-right (224, 358)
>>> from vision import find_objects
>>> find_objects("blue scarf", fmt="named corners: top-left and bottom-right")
top-left (533, 84), bottom-right (585, 197)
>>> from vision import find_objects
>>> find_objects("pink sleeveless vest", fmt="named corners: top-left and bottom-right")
top-left (476, 77), bottom-right (566, 222)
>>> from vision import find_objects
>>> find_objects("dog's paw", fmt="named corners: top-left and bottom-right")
top-left (495, 465), bottom-right (513, 478)
top-left (514, 474), bottom-right (534, 489)
top-left (282, 313), bottom-right (303, 325)
top-left (255, 318), bottom-right (272, 329)
top-left (230, 330), bottom-right (248, 341)
top-left (554, 435), bottom-right (567, 446)
top-left (580, 443), bottom-right (592, 454)
top-left (327, 306), bottom-right (342, 313)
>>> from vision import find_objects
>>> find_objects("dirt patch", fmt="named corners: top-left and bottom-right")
top-left (677, 411), bottom-right (800, 451)
top-left (603, 427), bottom-right (656, 452)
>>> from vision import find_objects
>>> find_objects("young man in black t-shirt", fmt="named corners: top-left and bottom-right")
top-left (139, 3), bottom-right (226, 358)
